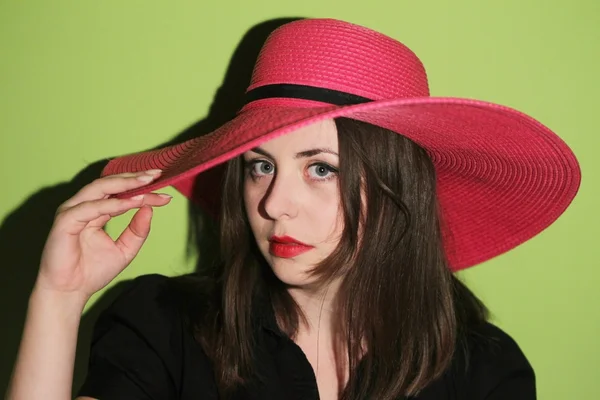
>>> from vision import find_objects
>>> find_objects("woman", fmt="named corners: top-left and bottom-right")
top-left (7, 18), bottom-right (580, 399)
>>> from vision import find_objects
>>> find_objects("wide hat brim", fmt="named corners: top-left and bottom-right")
top-left (103, 96), bottom-right (581, 271)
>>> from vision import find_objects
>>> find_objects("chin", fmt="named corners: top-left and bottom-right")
top-left (268, 257), bottom-right (319, 288)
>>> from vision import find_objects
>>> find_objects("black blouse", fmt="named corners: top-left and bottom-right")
top-left (77, 274), bottom-right (536, 399)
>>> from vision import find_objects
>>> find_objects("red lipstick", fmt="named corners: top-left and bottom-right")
top-left (268, 235), bottom-right (314, 258)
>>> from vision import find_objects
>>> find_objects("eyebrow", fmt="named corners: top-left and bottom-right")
top-left (250, 147), bottom-right (339, 159)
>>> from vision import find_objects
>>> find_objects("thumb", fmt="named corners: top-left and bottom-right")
top-left (115, 206), bottom-right (154, 264)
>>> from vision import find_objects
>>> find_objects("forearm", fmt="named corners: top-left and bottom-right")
top-left (6, 286), bottom-right (88, 400)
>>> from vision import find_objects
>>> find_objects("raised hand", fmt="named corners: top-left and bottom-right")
top-left (35, 169), bottom-right (172, 301)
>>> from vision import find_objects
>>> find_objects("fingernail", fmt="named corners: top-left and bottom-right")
top-left (131, 194), bottom-right (144, 200)
top-left (137, 175), bottom-right (155, 183)
top-left (145, 169), bottom-right (162, 176)
top-left (158, 193), bottom-right (172, 199)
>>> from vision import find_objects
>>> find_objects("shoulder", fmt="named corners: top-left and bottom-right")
top-left (452, 322), bottom-right (536, 399)
top-left (94, 272), bottom-right (215, 336)
top-left (89, 274), bottom-right (192, 363)
top-left (108, 273), bottom-right (173, 305)
top-left (94, 274), bottom-right (181, 329)
top-left (99, 272), bottom-right (214, 316)
top-left (467, 322), bottom-right (532, 371)
top-left (78, 274), bottom-right (216, 399)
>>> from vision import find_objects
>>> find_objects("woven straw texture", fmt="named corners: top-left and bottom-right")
top-left (102, 18), bottom-right (581, 271)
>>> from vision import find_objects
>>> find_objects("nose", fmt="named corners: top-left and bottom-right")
top-left (261, 172), bottom-right (298, 220)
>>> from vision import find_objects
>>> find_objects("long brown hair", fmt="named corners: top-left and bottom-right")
top-left (174, 117), bottom-right (488, 399)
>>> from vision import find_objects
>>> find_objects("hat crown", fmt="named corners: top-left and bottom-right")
top-left (247, 19), bottom-right (430, 101)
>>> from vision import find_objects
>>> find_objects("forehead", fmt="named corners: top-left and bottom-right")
top-left (257, 119), bottom-right (338, 153)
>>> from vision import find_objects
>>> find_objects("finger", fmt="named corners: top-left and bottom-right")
top-left (114, 206), bottom-right (154, 264)
top-left (88, 214), bottom-right (112, 230)
top-left (54, 195), bottom-right (169, 235)
top-left (87, 193), bottom-right (172, 229)
top-left (74, 170), bottom-right (162, 203)
top-left (59, 170), bottom-right (163, 211)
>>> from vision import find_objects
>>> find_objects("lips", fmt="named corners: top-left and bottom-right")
top-left (268, 235), bottom-right (314, 258)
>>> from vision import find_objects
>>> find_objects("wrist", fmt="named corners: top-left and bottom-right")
top-left (29, 284), bottom-right (89, 318)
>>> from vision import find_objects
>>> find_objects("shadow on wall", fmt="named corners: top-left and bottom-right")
top-left (0, 17), bottom-right (304, 395)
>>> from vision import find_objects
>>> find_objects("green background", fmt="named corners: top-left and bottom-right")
top-left (1, 0), bottom-right (598, 398)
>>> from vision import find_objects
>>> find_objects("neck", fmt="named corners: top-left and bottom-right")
top-left (287, 278), bottom-right (342, 336)
top-left (287, 279), bottom-right (351, 390)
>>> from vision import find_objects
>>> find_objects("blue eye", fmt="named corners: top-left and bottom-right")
top-left (307, 163), bottom-right (337, 180)
top-left (250, 160), bottom-right (274, 177)
top-left (244, 159), bottom-right (337, 182)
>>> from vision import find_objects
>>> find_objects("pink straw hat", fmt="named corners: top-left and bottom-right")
top-left (102, 18), bottom-right (581, 271)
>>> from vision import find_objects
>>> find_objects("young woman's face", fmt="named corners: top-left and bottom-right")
top-left (243, 119), bottom-right (342, 288)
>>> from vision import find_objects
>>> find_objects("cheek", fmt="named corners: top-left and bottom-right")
top-left (243, 182), bottom-right (264, 228)
top-left (310, 186), bottom-right (343, 239)
top-left (242, 181), bottom-right (252, 212)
